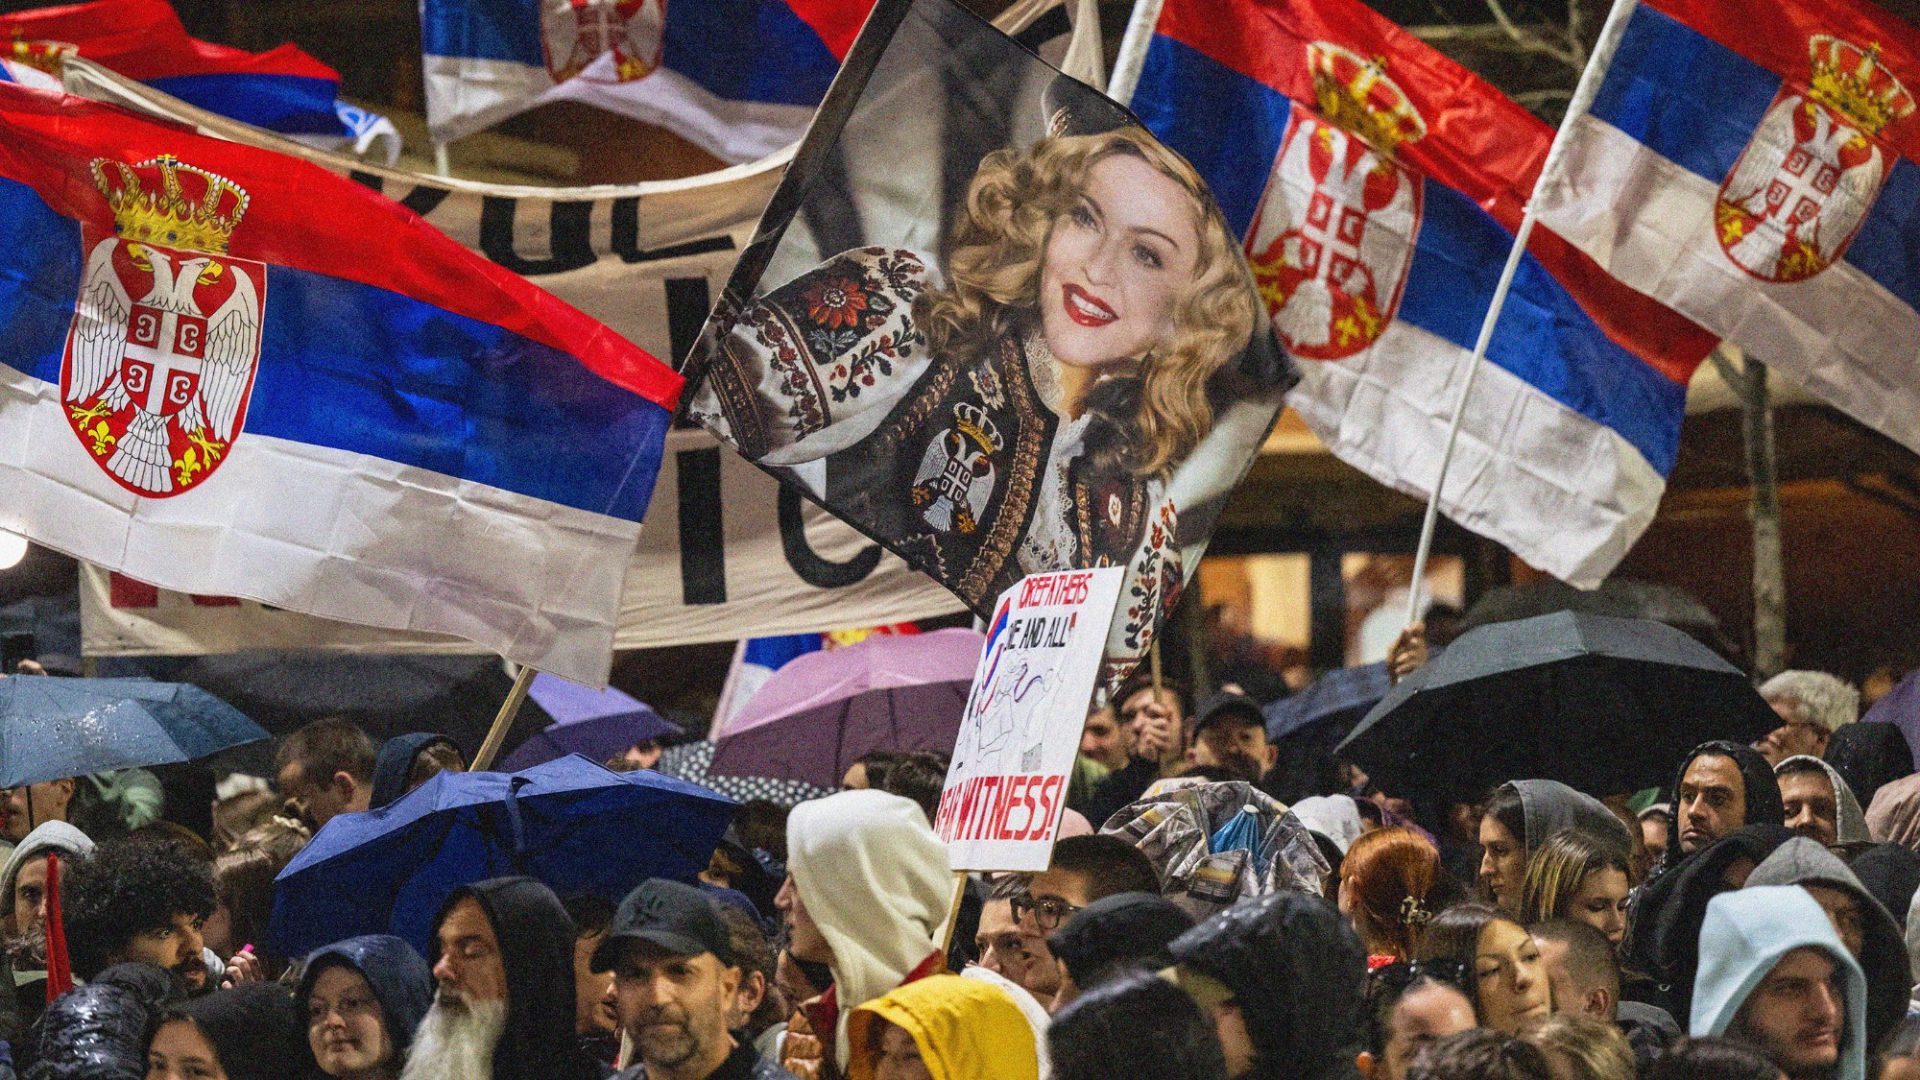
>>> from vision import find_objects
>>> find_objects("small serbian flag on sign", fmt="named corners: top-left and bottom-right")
top-left (422, 0), bottom-right (871, 160)
top-left (0, 0), bottom-right (399, 161)
top-left (0, 84), bottom-right (680, 685)
top-left (1130, 0), bottom-right (1720, 587)
top-left (1530, 0), bottom-right (1920, 457)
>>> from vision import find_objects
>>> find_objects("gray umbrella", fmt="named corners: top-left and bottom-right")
top-left (1337, 611), bottom-right (1776, 799)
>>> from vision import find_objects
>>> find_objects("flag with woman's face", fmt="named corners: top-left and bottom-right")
top-left (682, 0), bottom-right (1294, 685)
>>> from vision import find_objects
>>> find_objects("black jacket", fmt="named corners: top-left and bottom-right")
top-left (1625, 824), bottom-right (1792, 1022)
top-left (435, 876), bottom-right (602, 1080)
top-left (170, 983), bottom-right (317, 1080)
top-left (611, 1037), bottom-right (798, 1080)
top-left (1168, 892), bottom-right (1366, 1080)
top-left (18, 961), bottom-right (177, 1080)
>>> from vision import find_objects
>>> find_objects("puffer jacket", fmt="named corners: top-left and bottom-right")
top-left (19, 962), bottom-right (177, 1080)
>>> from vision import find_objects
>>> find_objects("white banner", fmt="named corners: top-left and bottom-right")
top-left (934, 567), bottom-right (1123, 872)
top-left (81, 429), bottom-right (962, 657)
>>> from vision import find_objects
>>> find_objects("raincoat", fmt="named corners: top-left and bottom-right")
top-left (1692, 886), bottom-right (1865, 1080)
top-left (431, 876), bottom-right (602, 1080)
top-left (15, 961), bottom-right (174, 1080)
top-left (1746, 837), bottom-right (1909, 1051)
top-left (1822, 722), bottom-right (1914, 813)
top-left (1625, 823), bottom-right (1792, 1020)
top-left (1166, 892), bottom-right (1366, 1080)
top-left (370, 733), bottom-right (459, 809)
top-left (1101, 782), bottom-right (1328, 918)
top-left (845, 975), bottom-right (1038, 1080)
top-left (1774, 756), bottom-right (1868, 844)
top-left (296, 934), bottom-right (433, 1061)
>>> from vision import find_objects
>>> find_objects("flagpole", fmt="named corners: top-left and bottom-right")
top-left (1105, 0), bottom-right (1164, 102)
top-left (471, 663), bottom-right (537, 771)
top-left (1403, 0), bottom-right (1642, 626)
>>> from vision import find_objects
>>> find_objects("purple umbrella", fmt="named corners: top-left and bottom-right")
top-left (1864, 670), bottom-right (1920, 772)
top-left (498, 675), bottom-right (683, 772)
top-left (709, 628), bottom-right (985, 791)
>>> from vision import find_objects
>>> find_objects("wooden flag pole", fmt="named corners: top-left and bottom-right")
top-left (938, 871), bottom-right (970, 954)
top-left (470, 664), bottom-right (537, 771)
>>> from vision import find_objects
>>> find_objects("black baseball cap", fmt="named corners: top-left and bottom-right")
top-left (1192, 691), bottom-right (1266, 735)
top-left (590, 879), bottom-right (734, 973)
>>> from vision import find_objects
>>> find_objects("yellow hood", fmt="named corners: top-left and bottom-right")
top-left (847, 974), bottom-right (1039, 1080)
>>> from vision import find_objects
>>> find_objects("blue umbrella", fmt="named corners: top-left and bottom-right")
top-left (1263, 663), bottom-right (1393, 742)
top-left (270, 754), bottom-right (735, 956)
top-left (0, 675), bottom-right (269, 788)
top-left (498, 674), bottom-right (683, 772)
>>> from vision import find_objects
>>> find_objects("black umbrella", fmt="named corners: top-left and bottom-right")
top-left (1458, 579), bottom-right (1736, 659)
top-left (1336, 611), bottom-right (1776, 799)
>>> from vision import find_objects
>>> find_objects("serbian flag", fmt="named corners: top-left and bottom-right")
top-left (1130, 0), bottom-right (1719, 586)
top-left (0, 0), bottom-right (399, 161)
top-left (1530, 0), bottom-right (1920, 456)
top-left (422, 0), bottom-right (872, 160)
top-left (0, 84), bottom-right (679, 685)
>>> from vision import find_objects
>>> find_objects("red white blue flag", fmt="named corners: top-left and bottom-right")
top-left (1531, 0), bottom-right (1920, 456)
top-left (0, 84), bottom-right (680, 685)
top-left (421, 0), bottom-right (873, 161)
top-left (0, 0), bottom-right (399, 161)
top-left (1129, 0), bottom-right (1719, 586)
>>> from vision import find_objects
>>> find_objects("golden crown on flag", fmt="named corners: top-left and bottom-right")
top-left (89, 154), bottom-right (250, 254)
top-left (7, 33), bottom-right (73, 75)
top-left (1309, 42), bottom-right (1427, 154)
top-left (1808, 35), bottom-right (1915, 136)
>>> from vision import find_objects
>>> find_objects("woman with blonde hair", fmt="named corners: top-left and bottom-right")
top-left (1518, 829), bottom-right (1633, 948)
top-left (1519, 1013), bottom-right (1636, 1080)
top-left (1339, 826), bottom-right (1441, 967)
top-left (691, 121), bottom-right (1270, 650)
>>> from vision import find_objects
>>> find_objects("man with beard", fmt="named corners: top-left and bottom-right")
top-left (61, 837), bottom-right (218, 995)
top-left (401, 876), bottom-right (601, 1080)
top-left (0, 821), bottom-right (93, 1033)
top-left (595, 879), bottom-right (796, 1079)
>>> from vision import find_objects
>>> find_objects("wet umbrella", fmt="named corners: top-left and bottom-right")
top-left (1337, 611), bottom-right (1777, 800)
top-left (270, 754), bottom-right (735, 956)
top-left (709, 628), bottom-right (983, 791)
top-left (1459, 579), bottom-right (1736, 659)
top-left (656, 740), bottom-right (832, 807)
top-left (1260, 663), bottom-right (1391, 804)
top-left (0, 675), bottom-right (269, 788)
top-left (498, 674), bottom-right (684, 771)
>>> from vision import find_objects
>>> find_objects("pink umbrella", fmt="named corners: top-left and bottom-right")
top-left (708, 627), bottom-right (984, 791)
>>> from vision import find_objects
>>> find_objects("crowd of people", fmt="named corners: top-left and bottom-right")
top-left (0, 647), bottom-right (1918, 1080)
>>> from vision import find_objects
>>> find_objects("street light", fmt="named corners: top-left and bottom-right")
top-left (0, 531), bottom-right (26, 571)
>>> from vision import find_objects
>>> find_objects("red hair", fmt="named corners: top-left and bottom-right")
top-left (1341, 826), bottom-right (1441, 960)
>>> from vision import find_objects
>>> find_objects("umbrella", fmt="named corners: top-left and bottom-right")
top-left (0, 676), bottom-right (270, 788)
top-left (1863, 672), bottom-right (1920, 772)
top-left (1336, 611), bottom-right (1777, 800)
top-left (1101, 780), bottom-right (1329, 919)
top-left (498, 675), bottom-right (684, 771)
top-left (1260, 663), bottom-right (1391, 804)
top-left (656, 741), bottom-right (832, 807)
top-left (709, 627), bottom-right (984, 791)
top-left (270, 754), bottom-right (735, 956)
top-left (1459, 579), bottom-right (1736, 659)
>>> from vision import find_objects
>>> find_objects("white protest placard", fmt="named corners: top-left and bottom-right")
top-left (934, 567), bottom-right (1125, 872)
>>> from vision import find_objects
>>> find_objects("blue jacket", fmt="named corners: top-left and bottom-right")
top-left (1692, 885), bottom-right (1866, 1080)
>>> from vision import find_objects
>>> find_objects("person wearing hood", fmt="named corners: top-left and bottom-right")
top-left (775, 790), bottom-right (951, 1079)
top-left (1745, 837), bottom-right (1909, 1054)
top-left (1049, 970), bottom-right (1229, 1080)
top-left (300, 934), bottom-right (434, 1080)
top-left (15, 960), bottom-right (177, 1079)
top-left (1670, 742), bottom-right (1786, 865)
top-left (369, 735), bottom-right (466, 810)
top-left (844, 974), bottom-right (1037, 1080)
top-left (1, 820), bottom-right (92, 1032)
top-left (1627, 824), bottom-right (1794, 1022)
top-left (1292, 795), bottom-right (1366, 857)
top-left (1692, 886), bottom-right (1867, 1080)
top-left (1867, 774), bottom-right (1920, 854)
top-left (1166, 891), bottom-right (1368, 1080)
top-left (1045, 892), bottom-right (1193, 1012)
top-left (400, 876), bottom-right (601, 1080)
top-left (1845, 842), bottom-right (1920, 939)
top-left (1479, 780), bottom-right (1633, 913)
top-left (1823, 723), bottom-right (1914, 814)
top-left (147, 981), bottom-right (318, 1080)
top-left (1775, 757), bottom-right (1868, 848)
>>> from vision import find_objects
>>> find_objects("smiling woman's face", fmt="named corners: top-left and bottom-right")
top-left (1039, 153), bottom-right (1200, 373)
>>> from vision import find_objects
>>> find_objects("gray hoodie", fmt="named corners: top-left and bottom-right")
top-left (1693, 885), bottom-right (1866, 1080)
top-left (1748, 836), bottom-right (1911, 1052)
top-left (1776, 755), bottom-right (1869, 845)
top-left (0, 820), bottom-right (92, 920)
top-left (1511, 779), bottom-right (1634, 856)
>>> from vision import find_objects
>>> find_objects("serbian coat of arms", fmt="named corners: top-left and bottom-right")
top-left (61, 155), bottom-right (265, 497)
top-left (1716, 34), bottom-right (1915, 283)
top-left (1244, 42), bottom-right (1427, 361)
top-left (543, 0), bottom-right (667, 84)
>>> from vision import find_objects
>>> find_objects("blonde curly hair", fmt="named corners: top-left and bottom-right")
top-left (915, 126), bottom-right (1259, 478)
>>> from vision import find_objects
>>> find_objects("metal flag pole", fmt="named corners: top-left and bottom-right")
top-left (1403, 0), bottom-right (1642, 626)
top-left (1105, 0), bottom-right (1164, 103)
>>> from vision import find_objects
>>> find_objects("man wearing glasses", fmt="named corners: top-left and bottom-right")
top-left (974, 875), bottom-right (1062, 1007)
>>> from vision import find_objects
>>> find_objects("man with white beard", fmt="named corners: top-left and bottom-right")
top-left (596, 879), bottom-right (796, 1079)
top-left (401, 876), bottom-right (601, 1080)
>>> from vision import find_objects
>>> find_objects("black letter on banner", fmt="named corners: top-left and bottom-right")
top-left (347, 173), bottom-right (451, 218)
top-left (479, 198), bottom-right (595, 275)
top-left (665, 278), bottom-right (710, 371)
top-left (610, 198), bottom-right (737, 264)
top-left (677, 447), bottom-right (727, 605)
top-left (778, 486), bottom-right (881, 589)
top-left (348, 171), bottom-right (383, 193)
